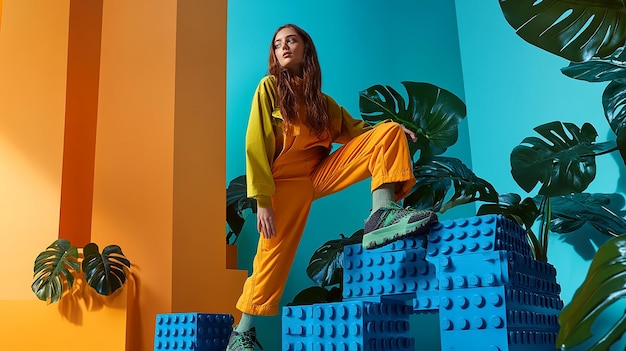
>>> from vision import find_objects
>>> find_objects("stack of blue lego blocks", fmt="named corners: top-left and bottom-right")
top-left (283, 214), bottom-right (563, 351)
top-left (426, 215), bottom-right (562, 350)
top-left (154, 313), bottom-right (234, 351)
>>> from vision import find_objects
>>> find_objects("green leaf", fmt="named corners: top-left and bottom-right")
top-left (226, 175), bottom-right (257, 244)
top-left (557, 235), bottom-right (626, 349)
top-left (405, 156), bottom-right (498, 213)
top-left (306, 230), bottom-right (363, 287)
top-left (31, 239), bottom-right (80, 304)
top-left (82, 243), bottom-right (131, 296)
top-left (561, 47), bottom-right (626, 83)
top-left (510, 121), bottom-right (598, 196)
top-left (499, 0), bottom-right (626, 62)
top-left (359, 82), bottom-right (466, 161)
top-left (538, 193), bottom-right (626, 237)
top-left (602, 80), bottom-right (626, 164)
top-left (477, 193), bottom-right (539, 227)
top-left (478, 193), bottom-right (545, 261)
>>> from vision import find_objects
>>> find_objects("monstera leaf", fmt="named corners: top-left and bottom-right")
top-left (602, 81), bottom-right (626, 164)
top-left (478, 193), bottom-right (539, 228)
top-left (306, 230), bottom-right (363, 287)
top-left (539, 193), bottom-right (626, 237)
top-left (226, 175), bottom-right (257, 244)
top-left (82, 243), bottom-right (131, 296)
top-left (32, 239), bottom-right (80, 304)
top-left (499, 0), bottom-right (626, 62)
top-left (510, 121), bottom-right (614, 196)
top-left (557, 235), bottom-right (626, 350)
top-left (359, 82), bottom-right (466, 161)
top-left (561, 47), bottom-right (626, 83)
top-left (478, 193), bottom-right (544, 260)
top-left (405, 156), bottom-right (498, 213)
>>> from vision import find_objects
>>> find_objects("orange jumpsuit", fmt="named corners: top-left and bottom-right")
top-left (236, 76), bottom-right (416, 316)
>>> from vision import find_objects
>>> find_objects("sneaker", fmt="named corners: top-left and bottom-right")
top-left (362, 203), bottom-right (437, 249)
top-left (226, 326), bottom-right (263, 351)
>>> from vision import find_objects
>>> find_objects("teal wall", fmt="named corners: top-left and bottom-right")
top-left (227, 1), bottom-right (468, 349)
top-left (227, 0), bottom-right (626, 350)
top-left (455, 2), bottom-right (626, 350)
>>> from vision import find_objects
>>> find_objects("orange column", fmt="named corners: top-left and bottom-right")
top-left (92, 1), bottom-right (246, 350)
top-left (58, 0), bottom-right (102, 246)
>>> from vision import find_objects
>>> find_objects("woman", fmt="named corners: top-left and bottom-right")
top-left (226, 24), bottom-right (437, 351)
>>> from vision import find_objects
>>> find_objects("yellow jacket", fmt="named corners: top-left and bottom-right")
top-left (245, 75), bottom-right (371, 207)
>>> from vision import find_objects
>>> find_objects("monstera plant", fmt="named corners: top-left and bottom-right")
top-left (32, 239), bottom-right (131, 304)
top-left (497, 0), bottom-right (626, 349)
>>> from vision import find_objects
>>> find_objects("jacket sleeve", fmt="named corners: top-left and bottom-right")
top-left (245, 76), bottom-right (277, 208)
top-left (326, 95), bottom-right (372, 144)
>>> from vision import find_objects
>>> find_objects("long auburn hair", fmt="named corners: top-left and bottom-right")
top-left (269, 24), bottom-right (330, 138)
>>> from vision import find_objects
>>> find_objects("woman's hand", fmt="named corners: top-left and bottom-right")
top-left (401, 124), bottom-right (417, 142)
top-left (257, 206), bottom-right (277, 239)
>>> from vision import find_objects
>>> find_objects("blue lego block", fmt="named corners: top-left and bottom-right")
top-left (343, 244), bottom-right (429, 301)
top-left (435, 250), bottom-right (561, 296)
top-left (154, 313), bottom-right (233, 351)
top-left (438, 286), bottom-right (560, 351)
top-left (427, 215), bottom-right (532, 259)
top-left (437, 251), bottom-right (510, 290)
top-left (282, 301), bottom-right (414, 351)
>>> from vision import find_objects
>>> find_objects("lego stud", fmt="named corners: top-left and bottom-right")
top-left (468, 274), bottom-right (481, 287)
top-left (490, 316), bottom-right (504, 328)
top-left (313, 324), bottom-right (324, 337)
top-left (313, 306), bottom-right (324, 319)
top-left (457, 317), bottom-right (470, 330)
top-left (429, 232), bottom-right (441, 243)
top-left (440, 256), bottom-right (452, 269)
top-left (427, 247), bottom-right (438, 257)
top-left (473, 317), bottom-right (486, 329)
top-left (443, 220), bottom-right (456, 229)
top-left (349, 304), bottom-right (361, 318)
top-left (481, 240), bottom-right (493, 250)
top-left (484, 273), bottom-right (497, 286)
top-left (440, 296), bottom-right (453, 309)
top-left (454, 276), bottom-right (467, 288)
top-left (488, 292), bottom-right (503, 306)
top-left (472, 294), bottom-right (486, 307)
top-left (441, 318), bottom-right (454, 330)
top-left (326, 324), bottom-right (336, 337)
top-left (455, 296), bottom-right (469, 309)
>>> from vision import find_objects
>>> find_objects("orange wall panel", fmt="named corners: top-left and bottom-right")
top-left (171, 0), bottom-right (247, 314)
top-left (94, 0), bottom-right (244, 350)
top-left (93, 1), bottom-right (178, 350)
top-left (0, 0), bottom-right (69, 300)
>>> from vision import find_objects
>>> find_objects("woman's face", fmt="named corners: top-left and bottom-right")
top-left (273, 27), bottom-right (305, 75)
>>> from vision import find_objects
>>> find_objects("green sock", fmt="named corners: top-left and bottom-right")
top-left (235, 313), bottom-right (255, 332)
top-left (372, 183), bottom-right (394, 212)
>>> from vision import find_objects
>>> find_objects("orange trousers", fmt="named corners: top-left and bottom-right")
top-left (236, 122), bottom-right (416, 316)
